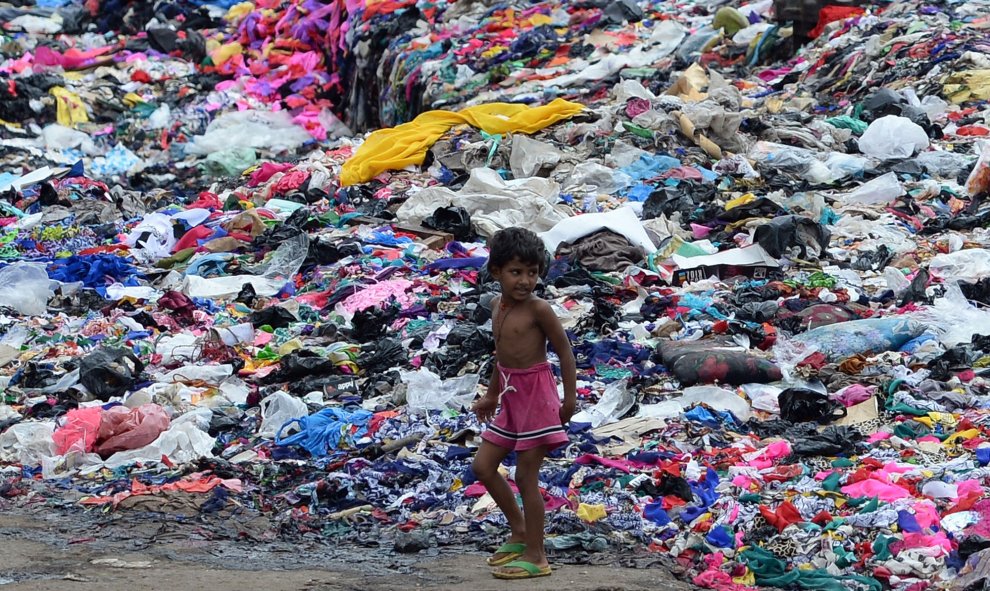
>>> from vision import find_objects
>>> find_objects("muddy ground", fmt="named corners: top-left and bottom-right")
top-left (0, 501), bottom-right (694, 591)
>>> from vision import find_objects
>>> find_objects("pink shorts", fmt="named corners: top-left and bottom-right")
top-left (481, 362), bottom-right (569, 452)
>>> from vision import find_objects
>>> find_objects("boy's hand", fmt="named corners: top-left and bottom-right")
top-left (472, 395), bottom-right (498, 423)
top-left (559, 400), bottom-right (576, 426)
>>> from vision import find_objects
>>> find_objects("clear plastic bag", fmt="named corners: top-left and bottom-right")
top-left (838, 172), bottom-right (905, 205)
top-left (0, 421), bottom-right (56, 465)
top-left (258, 391), bottom-right (309, 438)
top-left (0, 262), bottom-right (53, 316)
top-left (401, 368), bottom-right (480, 414)
top-left (928, 249), bottom-right (990, 283)
top-left (678, 385), bottom-right (752, 422)
top-left (573, 380), bottom-right (635, 428)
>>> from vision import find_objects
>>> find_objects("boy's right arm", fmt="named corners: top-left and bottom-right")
top-left (472, 363), bottom-right (500, 423)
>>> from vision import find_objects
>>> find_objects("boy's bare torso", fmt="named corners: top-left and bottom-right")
top-left (493, 295), bottom-right (548, 369)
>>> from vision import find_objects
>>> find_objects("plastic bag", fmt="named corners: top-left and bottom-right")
top-left (53, 406), bottom-right (103, 455)
top-left (749, 141), bottom-right (832, 184)
top-left (0, 262), bottom-right (53, 316)
top-left (94, 404), bottom-right (171, 458)
top-left (965, 140), bottom-right (990, 196)
top-left (858, 116), bottom-right (930, 160)
top-left (401, 368), bottom-right (480, 413)
top-left (917, 150), bottom-right (974, 179)
top-left (509, 135), bottom-right (562, 178)
top-left (258, 391), bottom-right (308, 438)
top-left (912, 282), bottom-right (990, 348)
top-left (824, 152), bottom-right (868, 181)
top-left (0, 421), bottom-right (56, 465)
top-left (422, 206), bottom-right (474, 242)
top-left (79, 348), bottom-right (144, 401)
top-left (837, 172), bottom-right (905, 205)
top-left (185, 110), bottom-right (313, 156)
top-left (791, 425), bottom-right (862, 456)
top-left (928, 249), bottom-right (990, 283)
top-left (275, 407), bottom-right (374, 457)
top-left (102, 422), bottom-right (216, 470)
top-left (678, 385), bottom-right (752, 423)
top-left (573, 379), bottom-right (635, 428)
top-left (778, 388), bottom-right (846, 424)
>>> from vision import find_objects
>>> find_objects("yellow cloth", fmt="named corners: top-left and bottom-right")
top-left (575, 503), bottom-right (607, 522)
top-left (943, 70), bottom-right (990, 103)
top-left (50, 87), bottom-right (89, 127)
top-left (725, 193), bottom-right (756, 210)
top-left (339, 98), bottom-right (585, 186)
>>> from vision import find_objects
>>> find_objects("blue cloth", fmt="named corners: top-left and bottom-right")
top-left (644, 501), bottom-right (671, 525)
top-left (706, 525), bottom-right (734, 548)
top-left (897, 510), bottom-right (922, 533)
top-left (275, 407), bottom-right (374, 457)
top-left (424, 257), bottom-right (487, 272)
top-left (47, 254), bottom-right (142, 294)
top-left (978, 447), bottom-right (990, 466)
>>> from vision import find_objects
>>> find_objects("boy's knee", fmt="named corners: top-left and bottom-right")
top-left (472, 457), bottom-right (495, 480)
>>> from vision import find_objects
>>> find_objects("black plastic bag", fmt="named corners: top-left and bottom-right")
top-left (423, 206), bottom-right (474, 242)
top-left (791, 425), bottom-right (863, 456)
top-left (246, 306), bottom-right (297, 329)
top-left (754, 215), bottom-right (831, 259)
top-left (79, 348), bottom-right (144, 401)
top-left (265, 349), bottom-right (336, 385)
top-left (778, 388), bottom-right (846, 424)
top-left (357, 339), bottom-right (407, 375)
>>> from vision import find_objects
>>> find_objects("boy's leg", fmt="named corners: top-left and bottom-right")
top-left (472, 440), bottom-right (526, 558)
top-left (495, 445), bottom-right (550, 573)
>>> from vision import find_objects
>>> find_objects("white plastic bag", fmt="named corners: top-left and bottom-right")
top-left (858, 116), bottom-right (930, 160)
top-left (572, 380), bottom-right (635, 428)
top-left (838, 172), bottom-right (905, 205)
top-left (0, 262), bottom-right (53, 316)
top-left (912, 282), bottom-right (990, 347)
top-left (677, 385), bottom-right (752, 422)
top-left (401, 368), bottom-right (480, 413)
top-left (928, 249), bottom-right (990, 283)
top-left (185, 110), bottom-right (313, 155)
top-left (103, 422), bottom-right (217, 470)
top-left (258, 391), bottom-right (309, 438)
top-left (0, 421), bottom-right (56, 465)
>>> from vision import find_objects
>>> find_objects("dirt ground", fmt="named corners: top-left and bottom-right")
top-left (0, 509), bottom-right (695, 591)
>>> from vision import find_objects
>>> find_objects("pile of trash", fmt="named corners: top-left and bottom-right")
top-left (4, 0), bottom-right (990, 589)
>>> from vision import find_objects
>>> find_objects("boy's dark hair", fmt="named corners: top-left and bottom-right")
top-left (487, 227), bottom-right (547, 273)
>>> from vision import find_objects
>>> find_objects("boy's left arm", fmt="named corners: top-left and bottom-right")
top-left (536, 300), bottom-right (576, 425)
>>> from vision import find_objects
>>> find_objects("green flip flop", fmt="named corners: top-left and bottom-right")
top-left (492, 560), bottom-right (552, 580)
top-left (486, 542), bottom-right (526, 567)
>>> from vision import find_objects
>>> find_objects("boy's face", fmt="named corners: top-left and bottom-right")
top-left (491, 257), bottom-right (540, 304)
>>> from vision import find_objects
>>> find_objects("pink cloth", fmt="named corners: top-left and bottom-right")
top-left (482, 363), bottom-right (569, 452)
top-left (341, 280), bottom-right (415, 313)
top-left (841, 478), bottom-right (911, 502)
top-left (573, 454), bottom-right (636, 473)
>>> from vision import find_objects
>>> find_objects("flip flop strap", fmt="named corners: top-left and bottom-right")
top-left (496, 543), bottom-right (526, 553)
top-left (503, 561), bottom-right (543, 575)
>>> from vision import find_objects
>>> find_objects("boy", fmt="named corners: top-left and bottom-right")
top-left (471, 227), bottom-right (577, 580)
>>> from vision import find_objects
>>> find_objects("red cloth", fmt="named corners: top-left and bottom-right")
top-left (172, 225), bottom-right (213, 252)
top-left (809, 5), bottom-right (865, 38)
top-left (759, 500), bottom-right (803, 532)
